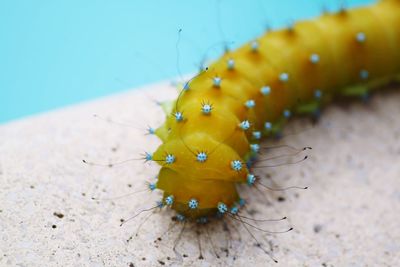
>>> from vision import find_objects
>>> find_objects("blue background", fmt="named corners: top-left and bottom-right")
top-left (0, 0), bottom-right (374, 123)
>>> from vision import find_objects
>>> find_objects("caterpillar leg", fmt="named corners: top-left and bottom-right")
top-left (340, 84), bottom-right (370, 98)
top-left (295, 90), bottom-right (324, 119)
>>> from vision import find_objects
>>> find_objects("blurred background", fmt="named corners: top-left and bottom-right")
top-left (0, 0), bottom-right (373, 123)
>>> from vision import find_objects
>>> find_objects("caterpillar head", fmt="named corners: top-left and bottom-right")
top-left (152, 133), bottom-right (248, 218)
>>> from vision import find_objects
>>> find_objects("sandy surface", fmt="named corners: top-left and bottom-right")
top-left (1, 82), bottom-right (400, 267)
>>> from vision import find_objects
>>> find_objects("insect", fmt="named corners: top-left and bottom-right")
top-left (89, 0), bottom-right (400, 263)
top-left (148, 0), bottom-right (399, 222)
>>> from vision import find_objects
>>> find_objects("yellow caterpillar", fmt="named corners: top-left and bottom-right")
top-left (147, 0), bottom-right (400, 220)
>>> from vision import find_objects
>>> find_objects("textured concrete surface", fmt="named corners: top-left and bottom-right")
top-left (1, 83), bottom-right (400, 267)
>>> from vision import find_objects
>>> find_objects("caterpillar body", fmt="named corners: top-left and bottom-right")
top-left (147, 0), bottom-right (400, 220)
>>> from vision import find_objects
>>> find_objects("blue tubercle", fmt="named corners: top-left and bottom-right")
top-left (264, 121), bottom-right (272, 130)
top-left (201, 103), bottom-right (212, 115)
top-left (250, 40), bottom-right (259, 52)
top-left (245, 99), bottom-right (256, 109)
top-left (147, 127), bottom-right (155, 135)
top-left (148, 182), bottom-right (156, 191)
top-left (314, 89), bottom-right (322, 99)
top-left (246, 174), bottom-right (256, 186)
top-left (188, 198), bottom-right (199, 209)
top-left (174, 112), bottom-right (184, 122)
top-left (217, 202), bottom-right (228, 214)
top-left (196, 152), bottom-right (207, 163)
top-left (260, 85), bottom-right (271, 95)
top-left (231, 160), bottom-right (243, 171)
top-left (310, 53), bottom-right (320, 64)
top-left (230, 206), bottom-right (239, 215)
top-left (250, 144), bottom-right (260, 153)
top-left (239, 120), bottom-right (251, 130)
top-left (145, 152), bottom-right (153, 162)
top-left (165, 195), bottom-right (174, 206)
top-left (165, 154), bottom-right (175, 164)
top-left (283, 109), bottom-right (291, 118)
top-left (279, 72), bottom-right (289, 83)
top-left (227, 58), bottom-right (235, 70)
top-left (252, 131), bottom-right (262, 140)
top-left (213, 77), bottom-right (221, 87)
top-left (356, 32), bottom-right (366, 43)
